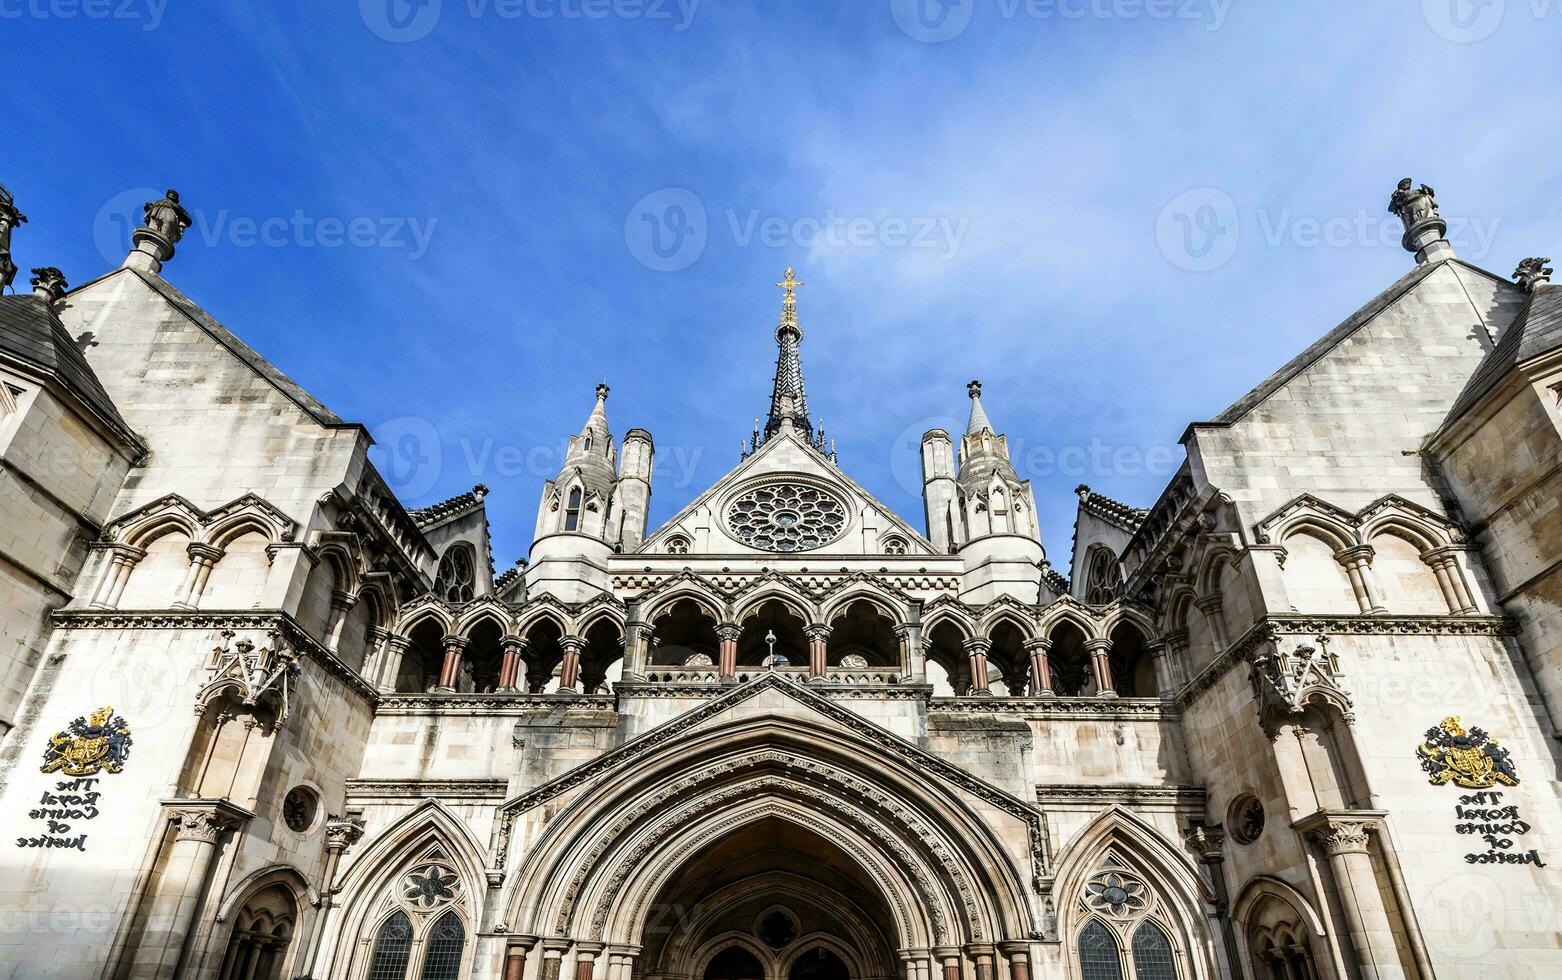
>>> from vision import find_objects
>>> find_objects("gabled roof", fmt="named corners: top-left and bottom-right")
top-left (1196, 258), bottom-right (1522, 430)
top-left (0, 293), bottom-right (141, 448)
top-left (1440, 283), bottom-right (1562, 429)
top-left (96, 268), bottom-right (356, 429)
top-left (639, 425), bottom-right (935, 555)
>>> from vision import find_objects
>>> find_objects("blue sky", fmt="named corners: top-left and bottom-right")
top-left (6, 0), bottom-right (1561, 575)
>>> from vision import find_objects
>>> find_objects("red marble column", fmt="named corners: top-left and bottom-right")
top-left (437, 636), bottom-right (469, 691)
top-left (559, 636), bottom-right (586, 692)
top-left (717, 624), bottom-right (741, 679)
top-left (498, 636), bottom-right (529, 692)
top-left (805, 625), bottom-right (831, 678)
top-left (1085, 637), bottom-right (1115, 697)
top-left (1023, 638), bottom-right (1052, 696)
top-left (963, 637), bottom-right (992, 695)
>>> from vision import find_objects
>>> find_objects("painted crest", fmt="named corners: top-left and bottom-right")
top-left (40, 706), bottom-right (132, 776)
top-left (1416, 716), bottom-right (1518, 789)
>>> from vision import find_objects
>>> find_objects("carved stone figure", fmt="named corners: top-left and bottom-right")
top-left (0, 182), bottom-right (24, 291)
top-left (143, 188), bottom-right (192, 243)
top-left (1514, 257), bottom-right (1554, 293)
top-left (1387, 177), bottom-right (1439, 226)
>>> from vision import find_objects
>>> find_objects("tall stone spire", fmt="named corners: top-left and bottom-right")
top-left (764, 267), bottom-right (812, 439)
top-left (966, 380), bottom-right (993, 435)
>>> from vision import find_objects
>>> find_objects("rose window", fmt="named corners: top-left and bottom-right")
top-left (403, 864), bottom-right (461, 909)
top-left (726, 483), bottom-right (847, 552)
top-left (1085, 869), bottom-right (1148, 918)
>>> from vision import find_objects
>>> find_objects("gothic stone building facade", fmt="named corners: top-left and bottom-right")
top-left (0, 181), bottom-right (1557, 980)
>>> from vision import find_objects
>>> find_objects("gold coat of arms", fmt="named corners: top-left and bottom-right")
top-left (1416, 716), bottom-right (1518, 789)
top-left (40, 706), bottom-right (133, 776)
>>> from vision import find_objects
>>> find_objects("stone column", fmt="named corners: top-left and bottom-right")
top-left (1335, 546), bottom-right (1386, 615)
top-left (89, 544), bottom-right (146, 608)
top-left (502, 937), bottom-right (539, 980)
top-left (540, 939), bottom-right (571, 980)
top-left (805, 624), bottom-right (832, 681)
top-left (1297, 811), bottom-right (1404, 980)
top-left (1085, 637), bottom-right (1116, 698)
top-left (376, 634), bottom-right (412, 692)
top-left (133, 801), bottom-right (250, 980)
top-left (574, 942), bottom-right (604, 980)
top-left (1193, 594), bottom-right (1230, 649)
top-left (1162, 629), bottom-right (1190, 689)
top-left (1423, 546), bottom-right (1478, 614)
top-left (558, 636), bottom-right (587, 693)
top-left (895, 622), bottom-right (926, 683)
top-left (934, 946), bottom-right (963, 980)
top-left (1023, 638), bottom-right (1053, 696)
top-left (1145, 637), bottom-right (1173, 696)
top-left (622, 622), bottom-right (652, 681)
top-left (323, 589), bottom-right (359, 652)
top-left (171, 542), bottom-right (224, 610)
top-left (294, 814), bottom-right (365, 980)
top-left (997, 943), bottom-right (1030, 980)
top-left (967, 945), bottom-right (996, 980)
top-left (963, 637), bottom-right (992, 696)
top-left (436, 636), bottom-right (469, 692)
top-left (716, 624), bottom-right (741, 681)
top-left (1183, 823), bottom-right (1243, 980)
top-left (498, 636), bottom-right (530, 692)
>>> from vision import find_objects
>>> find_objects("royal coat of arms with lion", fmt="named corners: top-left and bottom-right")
top-left (1416, 716), bottom-right (1519, 789)
top-left (40, 706), bottom-right (133, 777)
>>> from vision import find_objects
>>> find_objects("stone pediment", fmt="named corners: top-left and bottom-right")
top-left (638, 428), bottom-right (935, 556)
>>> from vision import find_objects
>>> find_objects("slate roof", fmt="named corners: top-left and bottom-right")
top-left (409, 485), bottom-right (489, 528)
top-left (1441, 283), bottom-right (1562, 428)
top-left (0, 293), bottom-right (139, 446)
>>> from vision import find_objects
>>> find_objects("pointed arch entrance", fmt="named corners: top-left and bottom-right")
top-left (500, 679), bottom-right (1043, 980)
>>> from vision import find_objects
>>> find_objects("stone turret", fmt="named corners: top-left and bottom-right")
top-left (921, 428), bottom-right (958, 553)
top-left (949, 380), bottom-right (1044, 602)
top-left (616, 427), bottom-right (655, 552)
top-left (528, 384), bottom-right (620, 600)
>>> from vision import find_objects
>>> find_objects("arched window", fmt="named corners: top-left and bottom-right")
top-left (1085, 546), bottom-right (1120, 605)
top-left (666, 535), bottom-right (690, 555)
top-left (1130, 922), bottom-right (1177, 980)
top-left (358, 844), bottom-right (470, 980)
top-left (565, 488), bottom-right (583, 532)
top-left (433, 545), bottom-right (476, 603)
top-left (366, 911), bottom-right (413, 980)
top-left (1079, 920), bottom-right (1124, 980)
top-left (218, 883), bottom-right (297, 980)
top-left (1075, 852), bottom-right (1187, 980)
top-left (882, 536), bottom-right (907, 556)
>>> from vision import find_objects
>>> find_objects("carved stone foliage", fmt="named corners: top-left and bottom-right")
top-left (196, 629), bottom-right (302, 732)
top-left (1248, 634), bottom-right (1353, 738)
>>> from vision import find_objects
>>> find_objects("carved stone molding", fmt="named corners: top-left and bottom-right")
top-left (161, 798), bottom-right (253, 844)
top-left (345, 778), bottom-right (510, 801)
top-left (1034, 784), bottom-right (1206, 807)
top-left (1293, 809), bottom-right (1385, 857)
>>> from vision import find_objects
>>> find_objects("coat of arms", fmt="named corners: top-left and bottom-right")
top-left (40, 706), bottom-right (132, 776)
top-left (1416, 716), bottom-right (1518, 789)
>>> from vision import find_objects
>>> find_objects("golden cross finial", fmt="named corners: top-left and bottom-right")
top-left (775, 266), bottom-right (804, 302)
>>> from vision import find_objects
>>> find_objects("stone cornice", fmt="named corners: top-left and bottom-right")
top-left (1175, 614), bottom-right (1516, 709)
top-left (930, 697), bottom-right (1177, 720)
top-left (51, 608), bottom-right (380, 703)
top-left (1033, 784), bottom-right (1207, 806)
top-left (345, 778), bottom-right (509, 800)
top-left (374, 693), bottom-right (617, 714)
